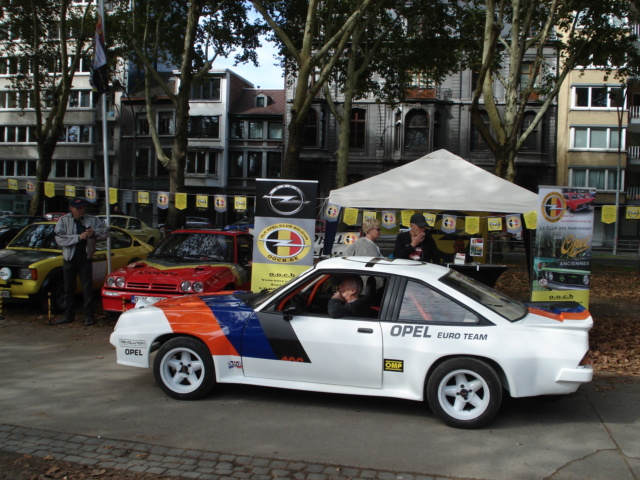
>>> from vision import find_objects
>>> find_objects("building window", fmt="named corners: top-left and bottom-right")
top-left (0, 159), bottom-right (36, 177)
top-left (471, 112), bottom-right (490, 151)
top-left (58, 125), bottom-right (92, 143)
top-left (256, 95), bottom-right (266, 107)
top-left (573, 86), bottom-right (624, 109)
top-left (404, 109), bottom-right (429, 149)
top-left (185, 150), bottom-right (216, 175)
top-left (394, 110), bottom-right (402, 150)
top-left (190, 78), bottom-right (221, 100)
top-left (248, 121), bottom-right (263, 139)
top-left (408, 72), bottom-right (434, 89)
top-left (570, 167), bottom-right (623, 192)
top-left (247, 152), bottom-right (262, 177)
top-left (135, 148), bottom-right (150, 177)
top-left (158, 112), bottom-right (174, 135)
top-left (303, 110), bottom-right (318, 147)
top-left (230, 121), bottom-right (244, 139)
top-left (229, 152), bottom-right (244, 177)
top-left (68, 90), bottom-right (92, 108)
top-left (187, 116), bottom-right (219, 138)
top-left (0, 90), bottom-right (33, 109)
top-left (268, 122), bottom-right (282, 140)
top-left (267, 152), bottom-right (281, 178)
top-left (136, 113), bottom-right (149, 135)
top-left (350, 108), bottom-right (366, 149)
top-left (520, 113), bottom-right (540, 152)
top-left (0, 126), bottom-right (34, 143)
top-left (571, 126), bottom-right (624, 150)
top-left (53, 160), bottom-right (85, 178)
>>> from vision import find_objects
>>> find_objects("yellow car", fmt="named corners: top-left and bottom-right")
top-left (0, 221), bottom-right (153, 313)
top-left (97, 215), bottom-right (162, 246)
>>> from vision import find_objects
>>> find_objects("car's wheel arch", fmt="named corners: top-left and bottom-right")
top-left (424, 354), bottom-right (511, 397)
top-left (150, 332), bottom-right (208, 354)
top-left (40, 267), bottom-right (64, 291)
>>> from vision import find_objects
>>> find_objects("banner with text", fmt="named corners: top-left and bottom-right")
top-left (531, 187), bottom-right (596, 308)
top-left (251, 179), bottom-right (318, 292)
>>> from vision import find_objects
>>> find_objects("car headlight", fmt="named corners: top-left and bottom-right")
top-left (545, 271), bottom-right (553, 280)
top-left (18, 268), bottom-right (36, 280)
top-left (180, 280), bottom-right (192, 292)
top-left (115, 277), bottom-right (126, 288)
top-left (192, 281), bottom-right (204, 293)
top-left (106, 276), bottom-right (116, 287)
top-left (583, 275), bottom-right (590, 285)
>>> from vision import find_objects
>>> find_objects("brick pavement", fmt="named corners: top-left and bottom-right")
top-left (0, 423), bottom-right (461, 480)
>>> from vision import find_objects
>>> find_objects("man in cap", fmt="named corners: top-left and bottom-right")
top-left (54, 197), bottom-right (108, 325)
top-left (393, 212), bottom-right (442, 264)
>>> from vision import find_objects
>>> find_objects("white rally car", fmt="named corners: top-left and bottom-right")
top-left (110, 257), bottom-right (593, 429)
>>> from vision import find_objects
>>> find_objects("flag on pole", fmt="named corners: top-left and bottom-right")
top-left (90, 13), bottom-right (109, 95)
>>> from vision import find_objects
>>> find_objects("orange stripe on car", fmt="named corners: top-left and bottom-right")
top-left (161, 297), bottom-right (239, 356)
top-left (528, 307), bottom-right (590, 322)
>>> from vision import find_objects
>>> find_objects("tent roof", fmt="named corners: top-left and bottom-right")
top-left (328, 149), bottom-right (538, 214)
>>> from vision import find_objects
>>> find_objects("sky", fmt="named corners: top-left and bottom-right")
top-left (214, 37), bottom-right (285, 90)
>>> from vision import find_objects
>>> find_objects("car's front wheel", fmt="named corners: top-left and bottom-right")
top-left (427, 358), bottom-right (502, 429)
top-left (153, 337), bottom-right (216, 400)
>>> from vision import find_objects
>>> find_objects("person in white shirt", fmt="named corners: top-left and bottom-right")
top-left (343, 217), bottom-right (382, 257)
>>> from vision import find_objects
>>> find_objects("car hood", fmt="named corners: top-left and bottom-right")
top-left (521, 301), bottom-right (593, 330)
top-left (0, 249), bottom-right (60, 266)
top-left (114, 259), bottom-right (235, 281)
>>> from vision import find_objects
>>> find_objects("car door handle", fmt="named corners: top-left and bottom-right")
top-left (358, 328), bottom-right (374, 334)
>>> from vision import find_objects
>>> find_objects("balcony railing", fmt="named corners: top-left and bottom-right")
top-left (628, 145), bottom-right (640, 165)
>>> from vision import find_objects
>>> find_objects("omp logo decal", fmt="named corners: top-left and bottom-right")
top-left (257, 223), bottom-right (312, 263)
top-left (541, 192), bottom-right (566, 223)
top-left (384, 359), bottom-right (404, 372)
top-left (263, 184), bottom-right (310, 216)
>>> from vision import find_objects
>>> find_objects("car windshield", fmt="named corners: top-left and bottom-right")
top-left (440, 270), bottom-right (527, 322)
top-left (0, 217), bottom-right (34, 227)
top-left (151, 232), bottom-right (232, 262)
top-left (9, 224), bottom-right (59, 250)
top-left (105, 217), bottom-right (128, 228)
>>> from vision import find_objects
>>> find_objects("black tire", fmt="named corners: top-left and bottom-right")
top-left (41, 276), bottom-right (65, 313)
top-left (427, 358), bottom-right (502, 429)
top-left (153, 337), bottom-right (216, 400)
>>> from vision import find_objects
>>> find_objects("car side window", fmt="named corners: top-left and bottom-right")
top-left (399, 280), bottom-right (478, 324)
top-left (98, 229), bottom-right (132, 251)
top-left (130, 218), bottom-right (141, 229)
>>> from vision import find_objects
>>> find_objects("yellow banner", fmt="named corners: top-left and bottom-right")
top-left (137, 191), bottom-right (150, 204)
top-left (109, 188), bottom-right (118, 205)
top-left (196, 195), bottom-right (208, 209)
top-left (250, 263), bottom-right (310, 292)
top-left (7, 178), bottom-right (18, 191)
top-left (400, 210), bottom-right (415, 227)
top-left (523, 210), bottom-right (537, 229)
top-left (465, 216), bottom-right (480, 235)
top-left (44, 182), bottom-right (55, 198)
top-left (234, 196), bottom-right (247, 211)
top-left (64, 184), bottom-right (76, 198)
top-left (363, 210), bottom-right (377, 220)
top-left (424, 213), bottom-right (436, 227)
top-left (626, 206), bottom-right (640, 220)
top-left (532, 289), bottom-right (590, 310)
top-left (487, 217), bottom-right (502, 232)
top-left (175, 193), bottom-right (187, 210)
top-left (343, 207), bottom-right (359, 225)
top-left (601, 205), bottom-right (617, 224)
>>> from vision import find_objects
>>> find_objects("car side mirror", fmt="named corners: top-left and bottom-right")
top-left (283, 306), bottom-right (297, 321)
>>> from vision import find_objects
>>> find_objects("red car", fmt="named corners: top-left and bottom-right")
top-left (564, 192), bottom-right (594, 212)
top-left (101, 229), bottom-right (253, 313)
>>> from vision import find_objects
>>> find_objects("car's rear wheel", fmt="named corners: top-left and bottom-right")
top-left (153, 337), bottom-right (216, 400)
top-left (427, 358), bottom-right (502, 429)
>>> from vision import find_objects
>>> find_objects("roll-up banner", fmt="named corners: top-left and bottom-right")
top-left (251, 179), bottom-right (318, 292)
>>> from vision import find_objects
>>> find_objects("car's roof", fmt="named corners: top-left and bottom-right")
top-left (315, 256), bottom-right (451, 279)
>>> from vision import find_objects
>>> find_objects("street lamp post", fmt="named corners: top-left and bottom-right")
top-left (612, 84), bottom-right (627, 256)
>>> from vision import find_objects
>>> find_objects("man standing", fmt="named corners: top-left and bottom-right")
top-left (393, 212), bottom-right (442, 264)
top-left (54, 197), bottom-right (109, 326)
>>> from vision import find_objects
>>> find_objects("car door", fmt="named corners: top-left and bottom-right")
top-left (242, 310), bottom-right (383, 388)
top-left (127, 218), bottom-right (147, 242)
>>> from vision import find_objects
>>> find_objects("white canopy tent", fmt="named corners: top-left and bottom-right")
top-left (328, 149), bottom-right (538, 214)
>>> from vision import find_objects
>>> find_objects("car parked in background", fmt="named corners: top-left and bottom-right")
top-left (563, 192), bottom-right (594, 213)
top-left (44, 212), bottom-right (65, 221)
top-left (101, 229), bottom-right (252, 313)
top-left (110, 256), bottom-right (593, 429)
top-left (0, 222), bottom-right (153, 312)
top-left (97, 215), bottom-right (162, 246)
top-left (223, 217), bottom-right (254, 231)
top-left (185, 217), bottom-right (213, 229)
top-left (0, 215), bottom-right (46, 248)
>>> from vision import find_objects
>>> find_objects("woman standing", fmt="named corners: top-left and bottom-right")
top-left (343, 217), bottom-right (383, 257)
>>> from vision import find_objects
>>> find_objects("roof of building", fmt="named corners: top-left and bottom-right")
top-left (230, 89), bottom-right (285, 116)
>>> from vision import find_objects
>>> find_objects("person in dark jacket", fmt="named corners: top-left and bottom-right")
top-left (393, 212), bottom-right (442, 264)
top-left (327, 276), bottom-right (371, 318)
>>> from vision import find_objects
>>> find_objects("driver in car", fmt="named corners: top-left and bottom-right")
top-left (328, 275), bottom-right (371, 318)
